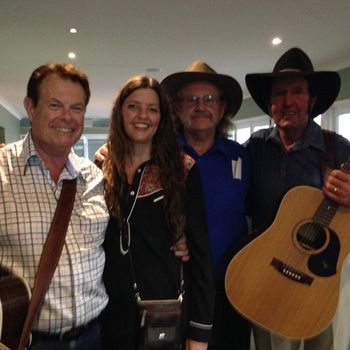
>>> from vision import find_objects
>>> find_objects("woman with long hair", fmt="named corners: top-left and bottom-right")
top-left (102, 75), bottom-right (214, 350)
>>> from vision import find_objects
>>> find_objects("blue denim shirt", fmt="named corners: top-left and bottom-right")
top-left (178, 134), bottom-right (251, 288)
top-left (246, 120), bottom-right (350, 234)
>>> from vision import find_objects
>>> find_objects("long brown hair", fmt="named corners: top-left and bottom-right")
top-left (104, 75), bottom-right (186, 242)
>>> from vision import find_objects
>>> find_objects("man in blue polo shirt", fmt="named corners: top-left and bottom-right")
top-left (161, 61), bottom-right (251, 350)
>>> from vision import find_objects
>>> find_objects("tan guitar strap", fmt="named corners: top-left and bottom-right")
top-left (17, 178), bottom-right (77, 350)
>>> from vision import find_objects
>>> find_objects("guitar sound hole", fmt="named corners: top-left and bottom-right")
top-left (296, 222), bottom-right (326, 251)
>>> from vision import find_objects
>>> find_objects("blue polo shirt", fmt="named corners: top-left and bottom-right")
top-left (178, 133), bottom-right (251, 288)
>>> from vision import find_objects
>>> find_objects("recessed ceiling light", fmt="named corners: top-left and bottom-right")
top-left (145, 68), bottom-right (161, 73)
top-left (68, 52), bottom-right (76, 59)
top-left (70, 28), bottom-right (77, 34)
top-left (272, 37), bottom-right (282, 45)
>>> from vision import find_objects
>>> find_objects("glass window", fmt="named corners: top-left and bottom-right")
top-left (233, 116), bottom-right (271, 143)
top-left (71, 135), bottom-right (108, 161)
top-left (314, 115), bottom-right (322, 126)
top-left (88, 138), bottom-right (107, 161)
top-left (338, 113), bottom-right (350, 141)
top-left (73, 139), bottom-right (85, 157)
top-left (253, 124), bottom-right (269, 132)
top-left (236, 127), bottom-right (251, 144)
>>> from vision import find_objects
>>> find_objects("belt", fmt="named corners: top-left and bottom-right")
top-left (32, 315), bottom-right (101, 342)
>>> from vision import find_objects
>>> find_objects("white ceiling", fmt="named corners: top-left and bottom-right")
top-left (1, 0), bottom-right (350, 120)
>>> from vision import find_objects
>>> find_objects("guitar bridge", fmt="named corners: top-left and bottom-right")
top-left (271, 258), bottom-right (313, 285)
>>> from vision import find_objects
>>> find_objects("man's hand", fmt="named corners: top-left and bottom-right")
top-left (323, 168), bottom-right (350, 208)
top-left (171, 235), bottom-right (190, 262)
top-left (95, 143), bottom-right (108, 163)
top-left (185, 339), bottom-right (208, 350)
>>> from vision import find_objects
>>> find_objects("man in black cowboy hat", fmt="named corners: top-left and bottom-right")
top-left (244, 47), bottom-right (350, 349)
top-left (162, 60), bottom-right (251, 350)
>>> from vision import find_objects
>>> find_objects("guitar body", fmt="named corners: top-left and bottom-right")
top-left (0, 266), bottom-right (31, 349)
top-left (225, 185), bottom-right (350, 339)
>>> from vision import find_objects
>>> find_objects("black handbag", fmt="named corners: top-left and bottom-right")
top-left (128, 252), bottom-right (184, 350)
top-left (137, 297), bottom-right (182, 349)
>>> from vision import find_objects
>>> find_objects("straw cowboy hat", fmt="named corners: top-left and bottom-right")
top-left (161, 60), bottom-right (243, 118)
top-left (245, 47), bottom-right (341, 118)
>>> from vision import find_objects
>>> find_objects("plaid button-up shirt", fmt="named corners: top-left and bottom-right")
top-left (0, 132), bottom-right (109, 333)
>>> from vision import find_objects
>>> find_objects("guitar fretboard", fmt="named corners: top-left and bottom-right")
top-left (313, 156), bottom-right (350, 226)
top-left (314, 198), bottom-right (338, 226)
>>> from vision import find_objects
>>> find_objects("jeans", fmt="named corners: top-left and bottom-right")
top-left (29, 322), bottom-right (103, 350)
top-left (253, 324), bottom-right (333, 350)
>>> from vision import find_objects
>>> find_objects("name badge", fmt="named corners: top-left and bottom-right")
top-left (232, 157), bottom-right (242, 180)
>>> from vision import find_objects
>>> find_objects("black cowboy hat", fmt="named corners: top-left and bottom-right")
top-left (161, 60), bottom-right (243, 118)
top-left (245, 47), bottom-right (341, 118)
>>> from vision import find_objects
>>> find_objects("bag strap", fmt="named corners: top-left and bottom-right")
top-left (117, 163), bottom-right (184, 302)
top-left (128, 250), bottom-right (184, 303)
top-left (17, 178), bottom-right (77, 350)
top-left (321, 129), bottom-right (336, 180)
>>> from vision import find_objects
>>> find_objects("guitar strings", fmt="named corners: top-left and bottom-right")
top-left (288, 159), bottom-right (349, 272)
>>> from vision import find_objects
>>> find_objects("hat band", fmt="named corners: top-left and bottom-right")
top-left (278, 68), bottom-right (303, 73)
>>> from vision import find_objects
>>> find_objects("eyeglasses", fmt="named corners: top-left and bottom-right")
top-left (177, 94), bottom-right (223, 108)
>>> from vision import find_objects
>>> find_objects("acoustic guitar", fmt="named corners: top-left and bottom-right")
top-left (0, 266), bottom-right (31, 349)
top-left (225, 161), bottom-right (350, 339)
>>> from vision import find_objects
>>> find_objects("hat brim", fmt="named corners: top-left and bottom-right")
top-left (246, 71), bottom-right (340, 118)
top-left (161, 72), bottom-right (243, 118)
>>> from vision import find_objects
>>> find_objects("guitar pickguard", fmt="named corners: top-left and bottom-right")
top-left (307, 228), bottom-right (340, 277)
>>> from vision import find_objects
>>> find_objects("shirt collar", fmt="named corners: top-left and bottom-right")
top-left (178, 132), bottom-right (230, 159)
top-left (266, 121), bottom-right (324, 152)
top-left (22, 131), bottom-right (81, 179)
